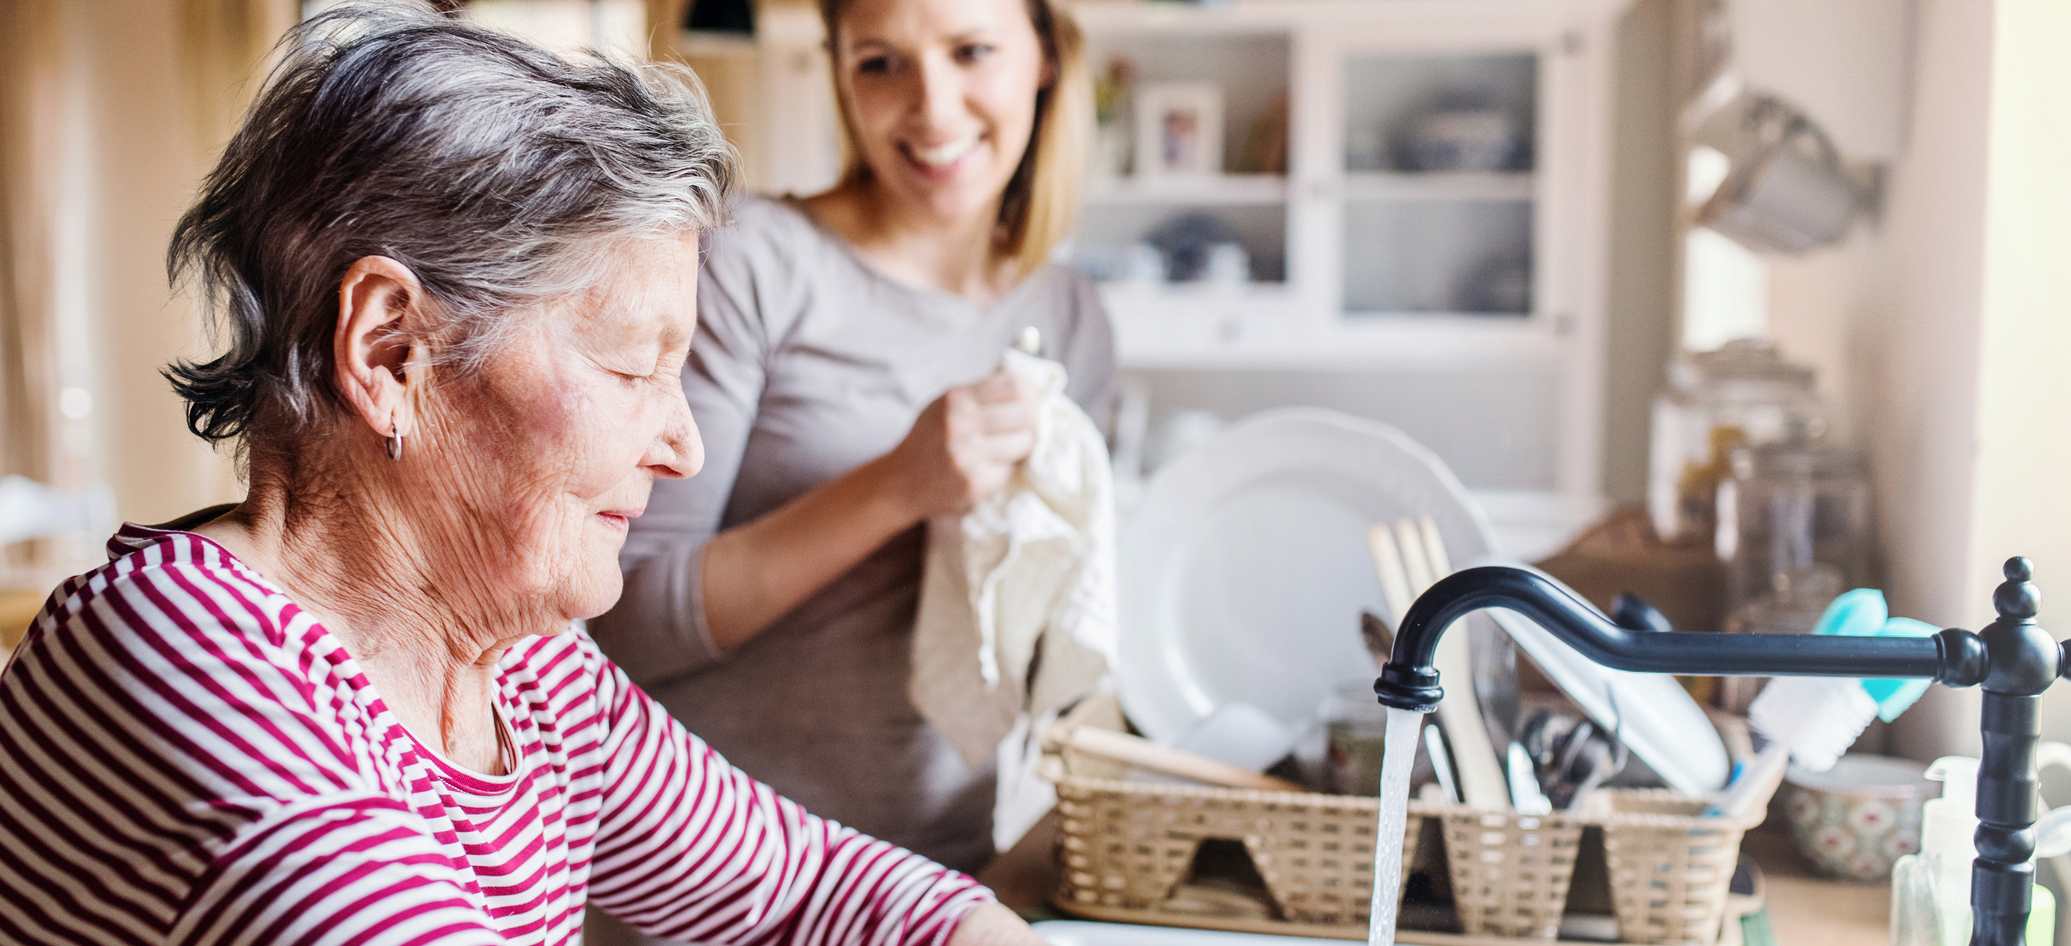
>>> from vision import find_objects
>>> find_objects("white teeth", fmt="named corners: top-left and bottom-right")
top-left (909, 137), bottom-right (979, 168)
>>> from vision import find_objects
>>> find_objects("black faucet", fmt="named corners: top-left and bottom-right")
top-left (1374, 557), bottom-right (2068, 946)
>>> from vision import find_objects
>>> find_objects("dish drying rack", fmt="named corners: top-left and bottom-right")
top-left (1041, 698), bottom-right (1761, 946)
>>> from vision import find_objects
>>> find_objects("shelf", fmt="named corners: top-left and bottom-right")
top-left (1112, 325), bottom-right (1562, 369)
top-left (1339, 171), bottom-right (1535, 202)
top-left (1099, 284), bottom-right (1561, 369)
top-left (1099, 282), bottom-right (1297, 311)
top-left (1087, 175), bottom-right (1290, 207)
top-left (1331, 314), bottom-right (1560, 363)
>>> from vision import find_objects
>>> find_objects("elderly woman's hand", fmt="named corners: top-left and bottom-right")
top-left (886, 369), bottom-right (1038, 518)
top-left (946, 902), bottom-right (1051, 945)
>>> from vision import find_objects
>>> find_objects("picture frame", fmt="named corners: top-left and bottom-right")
top-left (1134, 81), bottom-right (1224, 177)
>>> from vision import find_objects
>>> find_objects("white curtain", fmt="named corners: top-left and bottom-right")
top-left (0, 0), bottom-right (292, 580)
top-left (0, 2), bottom-right (62, 489)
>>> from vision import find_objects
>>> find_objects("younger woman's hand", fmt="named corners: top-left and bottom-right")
top-left (886, 370), bottom-right (1037, 519)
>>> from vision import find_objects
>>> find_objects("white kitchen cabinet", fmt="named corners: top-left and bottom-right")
top-left (1074, 0), bottom-right (1627, 495)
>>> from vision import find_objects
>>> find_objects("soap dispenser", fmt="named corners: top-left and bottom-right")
top-left (1893, 746), bottom-right (2071, 946)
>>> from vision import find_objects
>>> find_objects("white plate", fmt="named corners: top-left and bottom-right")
top-left (1116, 409), bottom-right (1499, 746)
top-left (1116, 408), bottom-right (1731, 795)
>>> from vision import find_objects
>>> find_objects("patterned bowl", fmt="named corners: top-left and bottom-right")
top-left (1783, 754), bottom-right (1935, 881)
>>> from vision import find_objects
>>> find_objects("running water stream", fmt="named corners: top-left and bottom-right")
top-left (1366, 706), bottom-right (1426, 946)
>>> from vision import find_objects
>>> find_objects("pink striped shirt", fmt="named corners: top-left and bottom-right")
top-left (0, 524), bottom-right (992, 944)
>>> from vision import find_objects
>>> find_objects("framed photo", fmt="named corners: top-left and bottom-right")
top-left (1134, 82), bottom-right (1224, 177)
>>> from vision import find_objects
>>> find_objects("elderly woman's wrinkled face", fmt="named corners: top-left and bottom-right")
top-left (418, 235), bottom-right (703, 624)
top-left (834, 0), bottom-right (1049, 228)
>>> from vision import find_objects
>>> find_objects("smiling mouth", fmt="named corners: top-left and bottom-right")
top-left (900, 135), bottom-right (984, 175)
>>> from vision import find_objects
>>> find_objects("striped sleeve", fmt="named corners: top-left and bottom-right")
top-left (170, 796), bottom-right (502, 946)
top-left (578, 646), bottom-right (994, 946)
top-left (0, 548), bottom-right (497, 944)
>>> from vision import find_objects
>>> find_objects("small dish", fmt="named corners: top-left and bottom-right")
top-left (1398, 107), bottom-right (1524, 172)
top-left (1784, 753), bottom-right (1935, 881)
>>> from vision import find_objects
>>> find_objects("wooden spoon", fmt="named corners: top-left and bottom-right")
top-left (1055, 725), bottom-right (1308, 793)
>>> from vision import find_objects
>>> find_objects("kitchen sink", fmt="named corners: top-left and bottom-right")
top-left (1032, 920), bottom-right (1344, 945)
top-left (1032, 916), bottom-right (1642, 944)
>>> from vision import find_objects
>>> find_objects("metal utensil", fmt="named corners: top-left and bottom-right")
top-left (1423, 720), bottom-right (1461, 803)
top-left (1519, 704), bottom-right (1630, 809)
top-left (1507, 741), bottom-right (1553, 814)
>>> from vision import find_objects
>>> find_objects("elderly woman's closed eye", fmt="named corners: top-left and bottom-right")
top-left (0, 4), bottom-right (1042, 944)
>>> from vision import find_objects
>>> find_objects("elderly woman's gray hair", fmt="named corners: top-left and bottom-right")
top-left (166, 2), bottom-right (737, 447)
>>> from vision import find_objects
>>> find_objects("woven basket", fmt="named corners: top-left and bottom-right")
top-left (1595, 790), bottom-right (1760, 946)
top-left (1436, 806), bottom-right (1587, 940)
top-left (1043, 703), bottom-right (1755, 945)
top-left (1052, 772), bottom-right (1423, 926)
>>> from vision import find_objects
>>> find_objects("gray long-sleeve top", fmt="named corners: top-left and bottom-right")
top-left (588, 196), bottom-right (1116, 874)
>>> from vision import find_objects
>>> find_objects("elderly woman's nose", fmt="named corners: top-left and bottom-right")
top-left (647, 405), bottom-right (703, 479)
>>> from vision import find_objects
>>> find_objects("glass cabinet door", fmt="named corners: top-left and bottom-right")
top-left (1337, 49), bottom-right (1541, 320)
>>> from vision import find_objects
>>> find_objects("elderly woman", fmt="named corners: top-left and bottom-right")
top-left (0, 6), bottom-right (1046, 945)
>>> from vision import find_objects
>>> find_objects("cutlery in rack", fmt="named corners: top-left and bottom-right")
top-left (1368, 517), bottom-right (1510, 808)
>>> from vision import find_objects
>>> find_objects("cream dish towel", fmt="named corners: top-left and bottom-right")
top-left (909, 348), bottom-right (1117, 851)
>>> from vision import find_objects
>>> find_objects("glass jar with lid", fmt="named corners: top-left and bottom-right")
top-left (1646, 339), bottom-right (1827, 544)
top-left (1710, 440), bottom-right (1872, 714)
top-left (1715, 441), bottom-right (1872, 615)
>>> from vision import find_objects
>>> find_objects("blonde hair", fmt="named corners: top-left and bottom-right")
top-left (818, 0), bottom-right (1090, 283)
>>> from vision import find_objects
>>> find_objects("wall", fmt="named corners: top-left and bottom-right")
top-left (1763, 0), bottom-right (2071, 759)
top-left (1597, 0), bottom-right (1677, 502)
top-left (1865, 0), bottom-right (1996, 757)
top-left (1762, 0), bottom-right (1991, 754)
top-left (1971, 0), bottom-right (2071, 757)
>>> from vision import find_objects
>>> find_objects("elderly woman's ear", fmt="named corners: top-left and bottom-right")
top-left (331, 255), bottom-right (433, 450)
